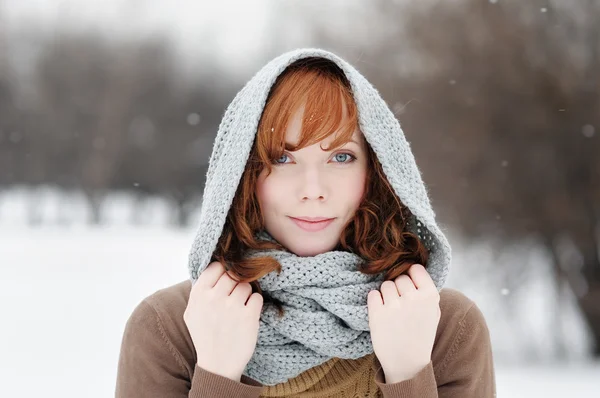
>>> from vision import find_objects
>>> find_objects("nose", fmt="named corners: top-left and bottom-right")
top-left (299, 167), bottom-right (328, 202)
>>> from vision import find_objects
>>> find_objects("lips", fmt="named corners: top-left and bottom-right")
top-left (289, 216), bottom-right (336, 232)
top-left (292, 216), bottom-right (335, 222)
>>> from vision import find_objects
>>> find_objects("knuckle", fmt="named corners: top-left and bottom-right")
top-left (204, 289), bottom-right (219, 303)
top-left (382, 280), bottom-right (395, 288)
top-left (236, 283), bottom-right (252, 294)
top-left (223, 297), bottom-right (236, 309)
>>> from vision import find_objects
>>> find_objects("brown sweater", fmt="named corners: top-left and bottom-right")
top-left (115, 280), bottom-right (496, 397)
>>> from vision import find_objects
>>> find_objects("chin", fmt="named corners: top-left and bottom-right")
top-left (265, 221), bottom-right (343, 256)
top-left (284, 237), bottom-right (339, 257)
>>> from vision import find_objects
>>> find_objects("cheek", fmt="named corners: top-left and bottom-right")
top-left (256, 174), bottom-right (282, 210)
top-left (345, 170), bottom-right (368, 207)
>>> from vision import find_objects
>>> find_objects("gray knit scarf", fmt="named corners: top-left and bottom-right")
top-left (243, 230), bottom-right (384, 385)
top-left (187, 48), bottom-right (452, 386)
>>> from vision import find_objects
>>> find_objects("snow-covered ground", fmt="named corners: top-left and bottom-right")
top-left (1, 188), bottom-right (599, 397)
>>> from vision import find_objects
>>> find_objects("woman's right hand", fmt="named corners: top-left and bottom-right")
top-left (183, 261), bottom-right (264, 381)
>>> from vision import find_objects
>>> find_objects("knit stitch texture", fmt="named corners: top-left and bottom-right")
top-left (187, 48), bottom-right (452, 386)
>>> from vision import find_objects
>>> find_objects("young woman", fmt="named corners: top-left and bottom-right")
top-left (116, 49), bottom-right (496, 397)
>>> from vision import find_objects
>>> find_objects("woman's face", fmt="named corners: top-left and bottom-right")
top-left (256, 104), bottom-right (368, 256)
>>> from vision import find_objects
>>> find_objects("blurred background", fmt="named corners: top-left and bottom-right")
top-left (0, 0), bottom-right (599, 396)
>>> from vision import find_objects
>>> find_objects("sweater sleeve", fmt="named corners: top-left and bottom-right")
top-left (373, 302), bottom-right (496, 398)
top-left (115, 299), bottom-right (265, 398)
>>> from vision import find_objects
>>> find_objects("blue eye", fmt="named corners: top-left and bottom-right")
top-left (333, 153), bottom-right (356, 163)
top-left (274, 154), bottom-right (289, 164)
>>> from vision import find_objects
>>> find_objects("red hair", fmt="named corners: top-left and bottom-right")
top-left (212, 57), bottom-right (429, 316)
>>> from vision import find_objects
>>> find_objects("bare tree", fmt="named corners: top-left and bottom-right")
top-left (396, 0), bottom-right (600, 356)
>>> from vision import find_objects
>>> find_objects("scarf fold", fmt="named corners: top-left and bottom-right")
top-left (242, 230), bottom-right (385, 385)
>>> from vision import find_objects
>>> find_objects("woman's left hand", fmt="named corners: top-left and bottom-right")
top-left (367, 263), bottom-right (441, 384)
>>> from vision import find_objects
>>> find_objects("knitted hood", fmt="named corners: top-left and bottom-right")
top-left (188, 48), bottom-right (451, 290)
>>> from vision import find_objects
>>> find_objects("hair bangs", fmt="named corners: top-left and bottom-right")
top-left (255, 60), bottom-right (359, 173)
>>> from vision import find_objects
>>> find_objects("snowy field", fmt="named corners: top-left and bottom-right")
top-left (0, 189), bottom-right (599, 397)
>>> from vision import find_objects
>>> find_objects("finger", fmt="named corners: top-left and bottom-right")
top-left (406, 263), bottom-right (435, 290)
top-left (367, 289), bottom-right (383, 311)
top-left (195, 261), bottom-right (227, 289)
top-left (230, 282), bottom-right (253, 303)
top-left (246, 292), bottom-right (264, 317)
top-left (379, 280), bottom-right (400, 304)
top-left (394, 274), bottom-right (417, 296)
top-left (214, 270), bottom-right (240, 296)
